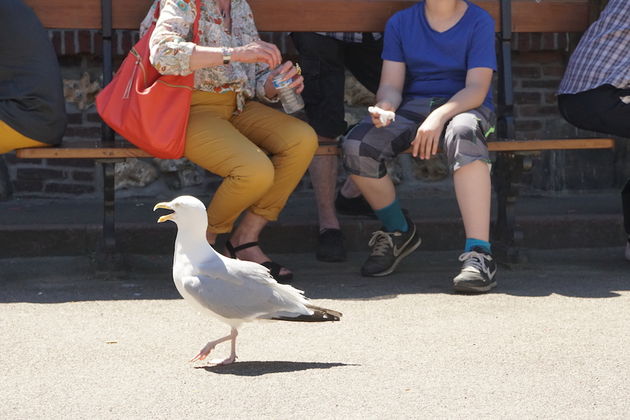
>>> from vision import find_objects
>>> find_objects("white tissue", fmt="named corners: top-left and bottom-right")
top-left (368, 106), bottom-right (396, 125)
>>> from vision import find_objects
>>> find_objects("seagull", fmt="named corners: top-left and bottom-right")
top-left (154, 195), bottom-right (342, 365)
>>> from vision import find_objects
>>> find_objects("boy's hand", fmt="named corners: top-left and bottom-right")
top-left (369, 102), bottom-right (396, 128)
top-left (411, 112), bottom-right (446, 159)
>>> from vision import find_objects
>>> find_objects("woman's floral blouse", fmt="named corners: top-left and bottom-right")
top-left (140, 0), bottom-right (276, 112)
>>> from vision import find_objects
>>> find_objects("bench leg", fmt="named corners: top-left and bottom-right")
top-left (493, 152), bottom-right (525, 263)
top-left (0, 156), bottom-right (12, 201)
top-left (95, 160), bottom-right (124, 271)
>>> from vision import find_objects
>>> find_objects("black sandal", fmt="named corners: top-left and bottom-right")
top-left (225, 240), bottom-right (294, 283)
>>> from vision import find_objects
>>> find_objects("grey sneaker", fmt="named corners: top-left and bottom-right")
top-left (361, 216), bottom-right (422, 277)
top-left (625, 239), bottom-right (630, 262)
top-left (453, 246), bottom-right (497, 293)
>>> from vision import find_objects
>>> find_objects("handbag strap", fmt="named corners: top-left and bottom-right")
top-left (153, 0), bottom-right (202, 43)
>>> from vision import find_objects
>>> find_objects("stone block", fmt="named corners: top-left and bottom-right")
top-left (411, 155), bottom-right (449, 182)
top-left (17, 168), bottom-right (64, 181)
top-left (115, 158), bottom-right (159, 190)
top-left (63, 72), bottom-right (101, 111)
top-left (44, 183), bottom-right (95, 194)
top-left (344, 72), bottom-right (376, 106)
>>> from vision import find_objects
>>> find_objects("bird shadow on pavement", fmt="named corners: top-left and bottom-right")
top-left (195, 361), bottom-right (358, 376)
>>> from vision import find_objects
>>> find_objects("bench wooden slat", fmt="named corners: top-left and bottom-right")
top-left (15, 147), bottom-right (153, 159)
top-left (486, 138), bottom-right (615, 152)
top-left (24, 0), bottom-right (592, 33)
top-left (15, 138), bottom-right (615, 159)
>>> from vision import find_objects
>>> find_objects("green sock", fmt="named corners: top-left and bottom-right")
top-left (374, 199), bottom-right (408, 232)
top-left (465, 238), bottom-right (491, 253)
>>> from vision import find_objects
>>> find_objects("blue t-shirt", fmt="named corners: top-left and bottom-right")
top-left (382, 0), bottom-right (496, 110)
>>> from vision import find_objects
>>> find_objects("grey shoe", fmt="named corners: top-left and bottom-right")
top-left (453, 246), bottom-right (497, 293)
top-left (361, 216), bottom-right (421, 277)
top-left (625, 239), bottom-right (630, 262)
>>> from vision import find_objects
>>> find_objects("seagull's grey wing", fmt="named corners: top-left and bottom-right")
top-left (194, 254), bottom-right (273, 287)
top-left (221, 258), bottom-right (316, 314)
top-left (181, 269), bottom-right (312, 322)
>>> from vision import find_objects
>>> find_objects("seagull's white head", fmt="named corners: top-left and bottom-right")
top-left (153, 195), bottom-right (208, 230)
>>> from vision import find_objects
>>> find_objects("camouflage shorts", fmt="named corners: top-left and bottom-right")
top-left (342, 97), bottom-right (496, 178)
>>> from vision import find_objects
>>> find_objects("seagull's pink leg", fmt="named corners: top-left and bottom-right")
top-left (191, 328), bottom-right (236, 362)
top-left (208, 328), bottom-right (238, 365)
top-left (190, 328), bottom-right (238, 362)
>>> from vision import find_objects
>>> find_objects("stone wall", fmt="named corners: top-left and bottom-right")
top-left (2, 30), bottom-right (628, 200)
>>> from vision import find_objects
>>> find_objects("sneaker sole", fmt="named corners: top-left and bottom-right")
top-left (453, 280), bottom-right (497, 293)
top-left (363, 235), bottom-right (422, 277)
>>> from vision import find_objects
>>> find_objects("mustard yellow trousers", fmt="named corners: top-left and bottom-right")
top-left (0, 120), bottom-right (49, 155)
top-left (185, 91), bottom-right (317, 234)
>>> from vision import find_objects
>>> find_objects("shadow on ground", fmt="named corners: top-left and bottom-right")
top-left (195, 361), bottom-right (358, 377)
top-left (0, 249), bottom-right (628, 304)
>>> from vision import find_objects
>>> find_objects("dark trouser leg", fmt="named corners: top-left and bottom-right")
top-left (0, 156), bottom-right (12, 200)
top-left (622, 179), bottom-right (630, 236)
top-left (558, 84), bottom-right (630, 138)
top-left (559, 85), bottom-right (630, 239)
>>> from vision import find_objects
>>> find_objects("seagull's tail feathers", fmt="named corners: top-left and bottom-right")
top-left (271, 305), bottom-right (342, 322)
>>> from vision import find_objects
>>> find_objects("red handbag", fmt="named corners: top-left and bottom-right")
top-left (96, 1), bottom-right (201, 159)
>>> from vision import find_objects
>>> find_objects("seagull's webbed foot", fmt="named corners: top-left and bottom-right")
top-left (191, 341), bottom-right (217, 362)
top-left (208, 354), bottom-right (238, 366)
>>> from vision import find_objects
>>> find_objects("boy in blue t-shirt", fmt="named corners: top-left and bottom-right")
top-left (342, 0), bottom-right (498, 293)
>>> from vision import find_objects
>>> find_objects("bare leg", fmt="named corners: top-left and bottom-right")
top-left (310, 135), bottom-right (341, 230)
top-left (453, 160), bottom-right (491, 241)
top-left (227, 211), bottom-right (291, 277)
top-left (206, 231), bottom-right (218, 245)
top-left (349, 174), bottom-right (397, 210)
top-left (191, 327), bottom-right (239, 365)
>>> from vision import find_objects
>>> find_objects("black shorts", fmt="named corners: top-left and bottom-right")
top-left (291, 32), bottom-right (383, 139)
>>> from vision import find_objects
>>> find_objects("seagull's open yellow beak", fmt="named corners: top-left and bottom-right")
top-left (153, 202), bottom-right (174, 223)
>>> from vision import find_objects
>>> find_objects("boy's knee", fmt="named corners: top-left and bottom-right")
top-left (341, 138), bottom-right (385, 178)
top-left (448, 114), bottom-right (478, 141)
top-left (444, 114), bottom-right (490, 171)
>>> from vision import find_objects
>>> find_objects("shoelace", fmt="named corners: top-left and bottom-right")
top-left (368, 230), bottom-right (395, 256)
top-left (458, 250), bottom-right (488, 272)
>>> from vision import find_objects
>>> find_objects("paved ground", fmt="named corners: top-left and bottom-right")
top-left (1, 248), bottom-right (629, 419)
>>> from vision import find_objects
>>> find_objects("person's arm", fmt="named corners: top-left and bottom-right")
top-left (230, 2), bottom-right (300, 103)
top-left (190, 41), bottom-right (282, 71)
top-left (370, 60), bottom-right (406, 127)
top-left (412, 67), bottom-right (493, 159)
top-left (149, 0), bottom-right (281, 75)
top-left (148, 0), bottom-right (197, 75)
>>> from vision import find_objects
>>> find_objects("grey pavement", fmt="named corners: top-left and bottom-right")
top-left (1, 248), bottom-right (629, 419)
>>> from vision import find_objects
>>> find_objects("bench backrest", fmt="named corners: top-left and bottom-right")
top-left (25, 0), bottom-right (594, 33)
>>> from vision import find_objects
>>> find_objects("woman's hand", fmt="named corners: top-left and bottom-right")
top-left (411, 111), bottom-right (447, 159)
top-left (263, 61), bottom-right (304, 99)
top-left (232, 40), bottom-right (282, 68)
top-left (370, 102), bottom-right (396, 128)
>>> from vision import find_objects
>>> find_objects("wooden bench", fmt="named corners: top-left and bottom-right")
top-left (17, 0), bottom-right (615, 264)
